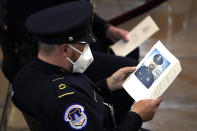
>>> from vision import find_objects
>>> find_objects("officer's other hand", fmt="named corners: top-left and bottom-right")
top-left (132, 97), bottom-right (162, 122)
top-left (106, 25), bottom-right (129, 42)
top-left (107, 67), bottom-right (136, 92)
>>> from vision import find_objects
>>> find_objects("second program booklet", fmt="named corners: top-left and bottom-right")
top-left (123, 41), bottom-right (182, 102)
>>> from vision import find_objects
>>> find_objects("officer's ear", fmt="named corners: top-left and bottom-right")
top-left (60, 43), bottom-right (70, 57)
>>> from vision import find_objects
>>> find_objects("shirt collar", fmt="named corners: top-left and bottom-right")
top-left (33, 57), bottom-right (69, 75)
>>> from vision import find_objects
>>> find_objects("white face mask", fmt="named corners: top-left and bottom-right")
top-left (66, 44), bottom-right (94, 73)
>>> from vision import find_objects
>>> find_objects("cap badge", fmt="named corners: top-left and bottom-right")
top-left (69, 37), bottom-right (73, 41)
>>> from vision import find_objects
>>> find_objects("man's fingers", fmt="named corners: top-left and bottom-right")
top-left (120, 30), bottom-right (129, 42)
top-left (154, 97), bottom-right (162, 107)
top-left (122, 34), bottom-right (129, 42)
top-left (121, 67), bottom-right (136, 74)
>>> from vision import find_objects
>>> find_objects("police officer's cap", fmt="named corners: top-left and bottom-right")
top-left (153, 54), bottom-right (163, 65)
top-left (25, 0), bottom-right (95, 44)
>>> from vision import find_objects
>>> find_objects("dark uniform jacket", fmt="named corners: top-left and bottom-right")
top-left (12, 58), bottom-right (142, 130)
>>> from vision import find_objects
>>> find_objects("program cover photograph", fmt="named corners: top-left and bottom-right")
top-left (134, 48), bottom-right (170, 89)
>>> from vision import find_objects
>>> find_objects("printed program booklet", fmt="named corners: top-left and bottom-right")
top-left (110, 16), bottom-right (159, 56)
top-left (123, 41), bottom-right (182, 102)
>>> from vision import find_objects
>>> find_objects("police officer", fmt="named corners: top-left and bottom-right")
top-left (7, 0), bottom-right (138, 117)
top-left (12, 1), bottom-right (162, 130)
top-left (135, 54), bottom-right (163, 89)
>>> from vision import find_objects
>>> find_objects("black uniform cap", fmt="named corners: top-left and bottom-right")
top-left (25, 0), bottom-right (95, 44)
top-left (153, 54), bottom-right (163, 65)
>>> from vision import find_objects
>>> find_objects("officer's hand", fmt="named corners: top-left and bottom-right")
top-left (132, 97), bottom-right (162, 122)
top-left (106, 25), bottom-right (129, 42)
top-left (107, 67), bottom-right (136, 92)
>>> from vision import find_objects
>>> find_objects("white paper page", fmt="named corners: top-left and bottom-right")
top-left (123, 41), bottom-right (182, 102)
top-left (110, 16), bottom-right (159, 56)
top-left (146, 42), bottom-right (182, 99)
top-left (147, 62), bottom-right (182, 99)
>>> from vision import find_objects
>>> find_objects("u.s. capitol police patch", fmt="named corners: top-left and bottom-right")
top-left (64, 104), bottom-right (87, 130)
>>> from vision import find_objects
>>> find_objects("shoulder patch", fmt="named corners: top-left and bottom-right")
top-left (64, 104), bottom-right (87, 130)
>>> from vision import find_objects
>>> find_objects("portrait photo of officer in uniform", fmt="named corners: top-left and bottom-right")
top-left (135, 49), bottom-right (170, 89)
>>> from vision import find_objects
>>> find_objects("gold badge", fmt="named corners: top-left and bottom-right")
top-left (69, 37), bottom-right (73, 41)
top-left (59, 84), bottom-right (66, 90)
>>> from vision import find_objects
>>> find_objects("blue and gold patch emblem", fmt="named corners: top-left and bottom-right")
top-left (64, 104), bottom-right (87, 130)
